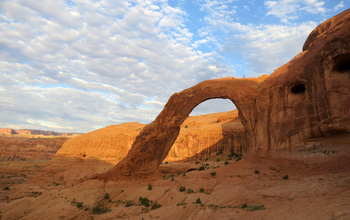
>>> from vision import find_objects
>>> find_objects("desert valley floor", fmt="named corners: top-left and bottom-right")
top-left (0, 133), bottom-right (350, 220)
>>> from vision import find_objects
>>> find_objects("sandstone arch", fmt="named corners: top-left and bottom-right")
top-left (98, 9), bottom-right (350, 180)
top-left (100, 77), bottom-right (261, 179)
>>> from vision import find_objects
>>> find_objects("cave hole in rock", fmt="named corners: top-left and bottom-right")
top-left (332, 54), bottom-right (350, 74)
top-left (291, 83), bottom-right (306, 94)
top-left (165, 98), bottom-right (242, 162)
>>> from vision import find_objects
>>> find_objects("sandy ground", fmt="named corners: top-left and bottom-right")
top-left (1, 136), bottom-right (350, 220)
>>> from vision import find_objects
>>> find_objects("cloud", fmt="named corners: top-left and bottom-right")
top-left (0, 0), bottom-right (227, 132)
top-left (334, 1), bottom-right (345, 11)
top-left (265, 0), bottom-right (327, 22)
top-left (0, 0), bottom-right (346, 133)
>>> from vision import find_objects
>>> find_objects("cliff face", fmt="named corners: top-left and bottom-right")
top-left (101, 9), bottom-right (350, 179)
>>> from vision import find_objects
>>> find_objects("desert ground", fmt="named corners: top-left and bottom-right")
top-left (0, 128), bottom-right (349, 220)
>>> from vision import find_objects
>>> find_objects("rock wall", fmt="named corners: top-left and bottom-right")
top-left (100, 9), bottom-right (350, 179)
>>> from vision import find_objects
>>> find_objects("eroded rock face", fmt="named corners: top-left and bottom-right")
top-left (101, 9), bottom-right (350, 179)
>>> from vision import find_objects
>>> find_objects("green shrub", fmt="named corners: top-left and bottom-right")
top-left (125, 200), bottom-right (134, 207)
top-left (282, 175), bottom-right (289, 180)
top-left (210, 172), bottom-right (216, 177)
top-left (92, 203), bottom-right (110, 215)
top-left (151, 202), bottom-right (161, 210)
top-left (179, 186), bottom-right (186, 192)
top-left (76, 202), bottom-right (83, 209)
top-left (104, 193), bottom-right (110, 200)
top-left (176, 202), bottom-right (187, 206)
top-left (241, 203), bottom-right (248, 208)
top-left (139, 197), bottom-right (150, 207)
top-left (187, 188), bottom-right (194, 194)
top-left (254, 170), bottom-right (259, 174)
top-left (199, 188), bottom-right (205, 193)
top-left (3, 186), bottom-right (10, 190)
top-left (148, 183), bottom-right (153, 191)
top-left (195, 198), bottom-right (202, 204)
top-left (224, 161), bottom-right (229, 165)
top-left (247, 205), bottom-right (265, 211)
top-left (199, 166), bottom-right (205, 171)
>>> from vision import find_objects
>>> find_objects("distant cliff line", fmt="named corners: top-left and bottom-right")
top-left (0, 127), bottom-right (81, 137)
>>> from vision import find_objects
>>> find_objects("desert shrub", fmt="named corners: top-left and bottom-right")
top-left (151, 202), bottom-right (161, 210)
top-left (195, 198), bottom-right (202, 204)
top-left (282, 175), bottom-right (289, 180)
top-left (187, 188), bottom-right (194, 194)
top-left (224, 161), bottom-right (229, 165)
top-left (92, 203), bottom-right (110, 215)
top-left (185, 125), bottom-right (188, 128)
top-left (247, 205), bottom-right (265, 211)
top-left (76, 202), bottom-right (83, 209)
top-left (199, 188), bottom-right (205, 193)
top-left (3, 186), bottom-right (10, 190)
top-left (199, 166), bottom-right (205, 171)
top-left (148, 183), bottom-right (153, 191)
top-left (217, 158), bottom-right (220, 162)
top-left (124, 200), bottom-right (134, 207)
top-left (179, 186), bottom-right (186, 192)
top-left (139, 197), bottom-right (150, 207)
top-left (254, 170), bottom-right (260, 174)
top-left (104, 193), bottom-right (110, 200)
top-left (241, 203), bottom-right (248, 208)
top-left (176, 202), bottom-right (187, 206)
top-left (228, 153), bottom-right (236, 157)
top-left (210, 172), bottom-right (216, 177)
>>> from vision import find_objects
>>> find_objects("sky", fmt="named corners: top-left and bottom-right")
top-left (0, 0), bottom-right (348, 133)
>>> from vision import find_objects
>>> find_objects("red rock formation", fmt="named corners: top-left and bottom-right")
top-left (0, 128), bottom-right (16, 135)
top-left (47, 112), bottom-right (245, 182)
top-left (100, 9), bottom-right (350, 179)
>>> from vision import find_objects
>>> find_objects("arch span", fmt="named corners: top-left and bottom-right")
top-left (100, 77), bottom-right (260, 179)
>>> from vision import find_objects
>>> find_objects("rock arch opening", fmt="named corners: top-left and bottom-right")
top-left (190, 99), bottom-right (236, 116)
top-left (165, 98), bottom-right (245, 162)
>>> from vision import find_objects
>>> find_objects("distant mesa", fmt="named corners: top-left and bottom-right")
top-left (0, 128), bottom-right (80, 137)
